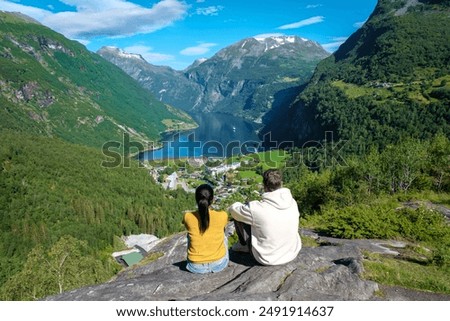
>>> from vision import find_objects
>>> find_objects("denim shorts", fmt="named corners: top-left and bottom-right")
top-left (186, 237), bottom-right (229, 274)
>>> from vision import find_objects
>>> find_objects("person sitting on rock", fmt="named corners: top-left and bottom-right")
top-left (228, 169), bottom-right (302, 265)
top-left (183, 184), bottom-right (229, 273)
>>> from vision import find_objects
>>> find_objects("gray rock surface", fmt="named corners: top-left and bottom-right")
top-left (46, 228), bottom-right (381, 301)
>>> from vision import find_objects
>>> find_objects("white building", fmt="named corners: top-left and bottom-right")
top-left (166, 172), bottom-right (178, 190)
top-left (207, 162), bottom-right (241, 177)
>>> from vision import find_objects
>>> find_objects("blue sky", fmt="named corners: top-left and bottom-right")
top-left (0, 0), bottom-right (377, 70)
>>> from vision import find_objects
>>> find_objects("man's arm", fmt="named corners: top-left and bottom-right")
top-left (228, 202), bottom-right (253, 225)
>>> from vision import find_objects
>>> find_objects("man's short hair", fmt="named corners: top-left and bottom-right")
top-left (263, 169), bottom-right (282, 192)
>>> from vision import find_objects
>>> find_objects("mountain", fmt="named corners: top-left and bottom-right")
top-left (97, 46), bottom-right (203, 112)
top-left (0, 11), bottom-right (196, 300)
top-left (0, 12), bottom-right (195, 149)
top-left (263, 0), bottom-right (450, 148)
top-left (98, 35), bottom-right (329, 125)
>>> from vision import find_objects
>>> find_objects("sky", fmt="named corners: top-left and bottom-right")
top-left (0, 0), bottom-right (378, 70)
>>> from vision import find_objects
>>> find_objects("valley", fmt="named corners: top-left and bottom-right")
top-left (0, 0), bottom-right (449, 301)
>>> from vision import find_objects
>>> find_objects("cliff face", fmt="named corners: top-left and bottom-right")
top-left (98, 36), bottom-right (329, 125)
top-left (46, 225), bottom-right (381, 301)
top-left (46, 222), bottom-right (450, 301)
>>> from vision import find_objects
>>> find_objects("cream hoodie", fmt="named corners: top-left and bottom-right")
top-left (228, 187), bottom-right (302, 265)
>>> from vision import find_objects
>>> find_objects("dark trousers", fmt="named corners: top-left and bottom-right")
top-left (233, 219), bottom-right (252, 252)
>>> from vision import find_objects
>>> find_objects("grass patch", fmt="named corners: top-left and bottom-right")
top-left (362, 252), bottom-right (450, 294)
top-left (301, 235), bottom-right (319, 248)
top-left (228, 150), bottom-right (288, 170)
top-left (135, 252), bottom-right (165, 268)
top-left (227, 232), bottom-right (239, 249)
top-left (404, 191), bottom-right (450, 207)
top-left (186, 178), bottom-right (205, 188)
top-left (315, 265), bottom-right (331, 273)
top-left (237, 170), bottom-right (262, 183)
top-left (332, 80), bottom-right (391, 99)
top-left (161, 118), bottom-right (197, 132)
top-left (258, 150), bottom-right (289, 170)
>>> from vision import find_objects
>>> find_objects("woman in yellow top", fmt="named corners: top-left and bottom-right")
top-left (183, 184), bottom-right (229, 273)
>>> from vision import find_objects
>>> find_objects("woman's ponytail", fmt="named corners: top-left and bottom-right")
top-left (195, 184), bottom-right (214, 234)
top-left (198, 198), bottom-right (210, 234)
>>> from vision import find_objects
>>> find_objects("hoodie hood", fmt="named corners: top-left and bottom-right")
top-left (261, 187), bottom-right (295, 210)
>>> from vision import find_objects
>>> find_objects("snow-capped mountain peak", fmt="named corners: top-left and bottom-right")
top-left (253, 35), bottom-right (304, 44)
top-left (101, 46), bottom-right (146, 62)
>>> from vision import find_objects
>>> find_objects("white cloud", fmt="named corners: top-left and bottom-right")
top-left (0, 0), bottom-right (53, 21)
top-left (196, 0), bottom-right (206, 3)
top-left (277, 16), bottom-right (324, 30)
top-left (353, 20), bottom-right (366, 28)
top-left (332, 36), bottom-right (348, 42)
top-left (0, 0), bottom-right (189, 39)
top-left (322, 37), bottom-right (348, 52)
top-left (253, 33), bottom-right (285, 39)
top-left (74, 38), bottom-right (90, 46)
top-left (124, 45), bottom-right (174, 64)
top-left (306, 4), bottom-right (323, 9)
top-left (196, 5), bottom-right (224, 16)
top-left (180, 42), bottom-right (217, 56)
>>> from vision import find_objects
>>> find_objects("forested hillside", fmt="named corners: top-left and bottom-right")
top-left (0, 11), bottom-right (197, 300)
top-left (0, 12), bottom-right (195, 148)
top-left (258, 0), bottom-right (450, 294)
top-left (263, 0), bottom-right (450, 149)
top-left (275, 130), bottom-right (450, 294)
top-left (0, 130), bottom-right (194, 300)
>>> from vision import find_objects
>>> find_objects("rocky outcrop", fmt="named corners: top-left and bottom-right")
top-left (98, 36), bottom-right (329, 124)
top-left (46, 226), bottom-right (381, 301)
top-left (97, 46), bottom-right (202, 111)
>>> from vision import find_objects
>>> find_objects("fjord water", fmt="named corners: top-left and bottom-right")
top-left (141, 113), bottom-right (262, 160)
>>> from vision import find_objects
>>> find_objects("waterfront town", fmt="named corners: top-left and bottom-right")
top-left (143, 155), bottom-right (264, 205)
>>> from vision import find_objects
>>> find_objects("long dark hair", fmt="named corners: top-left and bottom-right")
top-left (195, 184), bottom-right (213, 234)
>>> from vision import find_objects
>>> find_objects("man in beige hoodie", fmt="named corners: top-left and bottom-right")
top-left (228, 169), bottom-right (302, 265)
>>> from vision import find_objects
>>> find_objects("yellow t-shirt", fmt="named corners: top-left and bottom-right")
top-left (183, 209), bottom-right (228, 263)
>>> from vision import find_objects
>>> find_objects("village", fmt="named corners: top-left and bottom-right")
top-left (144, 156), bottom-right (263, 204)
top-left (111, 151), bottom-right (287, 268)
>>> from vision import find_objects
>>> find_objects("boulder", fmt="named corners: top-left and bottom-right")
top-left (46, 227), bottom-right (379, 301)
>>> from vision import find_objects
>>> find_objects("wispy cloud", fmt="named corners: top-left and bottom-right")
top-left (322, 36), bottom-right (348, 52)
top-left (180, 42), bottom-right (217, 56)
top-left (124, 45), bottom-right (175, 64)
top-left (196, 6), bottom-right (224, 16)
top-left (253, 33), bottom-right (285, 39)
top-left (277, 16), bottom-right (324, 30)
top-left (0, 0), bottom-right (52, 20)
top-left (353, 20), bottom-right (366, 28)
top-left (306, 4), bottom-right (323, 9)
top-left (0, 0), bottom-right (189, 39)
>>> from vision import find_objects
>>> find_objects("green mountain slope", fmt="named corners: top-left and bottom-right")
top-left (97, 46), bottom-right (203, 113)
top-left (183, 36), bottom-right (329, 121)
top-left (0, 12), bottom-right (196, 300)
top-left (0, 12), bottom-right (195, 148)
top-left (264, 0), bottom-right (450, 148)
top-left (99, 36), bottom-right (329, 125)
top-left (0, 130), bottom-right (194, 300)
